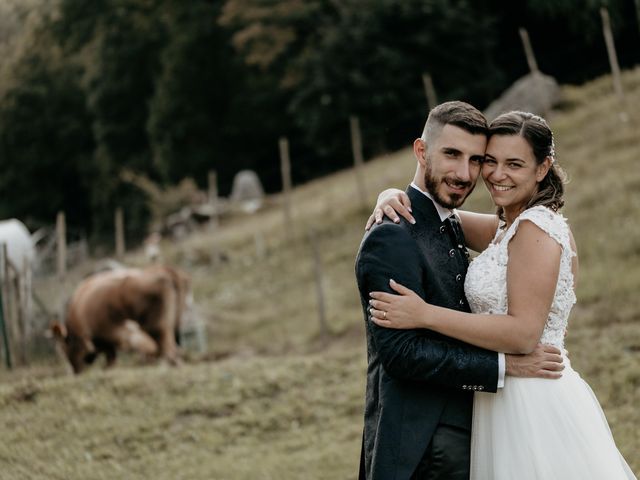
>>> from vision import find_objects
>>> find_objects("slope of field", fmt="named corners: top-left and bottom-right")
top-left (1, 68), bottom-right (639, 479)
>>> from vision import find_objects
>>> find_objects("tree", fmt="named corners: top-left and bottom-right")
top-left (1, 0), bottom-right (638, 243)
top-left (147, 0), bottom-right (242, 188)
top-left (49, 0), bottom-right (169, 239)
top-left (220, 0), bottom-right (503, 176)
top-left (0, 54), bottom-right (95, 231)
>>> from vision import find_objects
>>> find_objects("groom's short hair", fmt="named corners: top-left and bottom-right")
top-left (421, 101), bottom-right (488, 144)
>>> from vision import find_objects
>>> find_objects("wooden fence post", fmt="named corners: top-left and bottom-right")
top-left (0, 287), bottom-right (11, 369)
top-left (349, 116), bottom-right (367, 208)
top-left (56, 211), bottom-right (66, 279)
top-left (13, 267), bottom-right (26, 365)
top-left (208, 170), bottom-right (219, 229)
top-left (421, 73), bottom-right (438, 112)
top-left (54, 214), bottom-right (69, 353)
top-left (21, 255), bottom-right (32, 359)
top-left (518, 28), bottom-right (539, 74)
top-left (115, 207), bottom-right (125, 258)
top-left (519, 27), bottom-right (550, 117)
top-left (1, 243), bottom-right (19, 365)
top-left (600, 8), bottom-right (624, 101)
top-left (279, 137), bottom-right (293, 241)
top-left (308, 229), bottom-right (329, 340)
top-left (0, 244), bottom-right (12, 369)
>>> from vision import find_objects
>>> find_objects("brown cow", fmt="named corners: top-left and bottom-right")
top-left (51, 266), bottom-right (191, 373)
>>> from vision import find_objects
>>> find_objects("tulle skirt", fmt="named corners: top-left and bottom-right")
top-left (471, 357), bottom-right (636, 479)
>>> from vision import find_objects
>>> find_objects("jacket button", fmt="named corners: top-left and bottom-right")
top-left (456, 274), bottom-right (462, 282)
top-left (478, 386), bottom-right (484, 391)
top-left (462, 385), bottom-right (468, 389)
top-left (459, 299), bottom-right (465, 306)
top-left (440, 225), bottom-right (446, 233)
top-left (449, 249), bottom-right (455, 257)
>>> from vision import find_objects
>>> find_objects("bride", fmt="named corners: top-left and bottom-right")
top-left (366, 111), bottom-right (636, 479)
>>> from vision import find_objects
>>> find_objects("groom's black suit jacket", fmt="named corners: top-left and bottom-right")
top-left (356, 187), bottom-right (499, 479)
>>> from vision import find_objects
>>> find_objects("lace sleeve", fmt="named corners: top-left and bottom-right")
top-left (500, 206), bottom-right (574, 257)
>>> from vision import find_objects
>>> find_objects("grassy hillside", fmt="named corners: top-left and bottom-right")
top-left (1, 68), bottom-right (639, 479)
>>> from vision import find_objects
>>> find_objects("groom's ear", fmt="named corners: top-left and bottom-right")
top-left (414, 138), bottom-right (428, 166)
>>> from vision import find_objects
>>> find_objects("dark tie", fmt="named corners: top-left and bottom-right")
top-left (447, 214), bottom-right (470, 264)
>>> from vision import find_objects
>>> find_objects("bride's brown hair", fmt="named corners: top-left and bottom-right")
top-left (488, 111), bottom-right (566, 222)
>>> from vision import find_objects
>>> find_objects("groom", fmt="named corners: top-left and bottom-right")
top-left (355, 101), bottom-right (564, 479)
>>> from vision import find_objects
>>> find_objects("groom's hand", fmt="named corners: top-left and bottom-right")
top-left (505, 343), bottom-right (564, 379)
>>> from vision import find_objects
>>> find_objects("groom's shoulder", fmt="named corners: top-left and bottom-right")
top-left (358, 218), bottom-right (415, 254)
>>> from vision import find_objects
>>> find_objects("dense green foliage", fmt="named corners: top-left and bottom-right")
top-left (0, 0), bottom-right (638, 242)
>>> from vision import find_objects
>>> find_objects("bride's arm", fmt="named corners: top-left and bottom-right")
top-left (457, 211), bottom-right (500, 252)
top-left (365, 190), bottom-right (499, 253)
top-left (369, 220), bottom-right (561, 354)
top-left (365, 189), bottom-right (412, 229)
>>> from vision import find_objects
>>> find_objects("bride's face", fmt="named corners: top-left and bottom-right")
top-left (482, 134), bottom-right (548, 214)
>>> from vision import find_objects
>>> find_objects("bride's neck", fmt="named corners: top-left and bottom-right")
top-left (503, 206), bottom-right (526, 229)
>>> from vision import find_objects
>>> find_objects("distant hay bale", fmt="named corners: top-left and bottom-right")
top-left (484, 72), bottom-right (561, 121)
top-left (230, 170), bottom-right (265, 214)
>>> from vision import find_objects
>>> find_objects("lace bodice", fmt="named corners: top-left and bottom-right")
top-left (464, 206), bottom-right (577, 348)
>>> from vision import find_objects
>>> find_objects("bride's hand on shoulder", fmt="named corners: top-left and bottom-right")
top-left (365, 189), bottom-right (415, 230)
top-left (368, 279), bottom-right (430, 329)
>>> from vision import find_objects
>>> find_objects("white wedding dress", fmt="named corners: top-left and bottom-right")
top-left (465, 206), bottom-right (636, 479)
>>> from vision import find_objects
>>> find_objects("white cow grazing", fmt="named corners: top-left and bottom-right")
top-left (0, 219), bottom-right (35, 274)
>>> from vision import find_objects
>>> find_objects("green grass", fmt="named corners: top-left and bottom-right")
top-left (1, 68), bottom-right (640, 478)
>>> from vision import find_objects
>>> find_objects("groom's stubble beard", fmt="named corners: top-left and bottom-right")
top-left (424, 154), bottom-right (476, 209)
